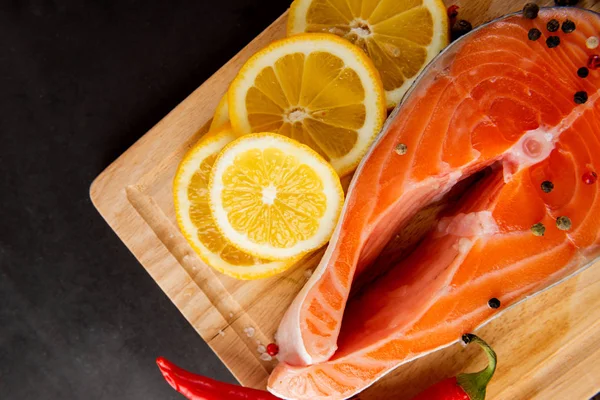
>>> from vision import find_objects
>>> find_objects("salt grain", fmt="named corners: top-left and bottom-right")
top-left (587, 36), bottom-right (599, 49)
top-left (260, 353), bottom-right (273, 361)
top-left (244, 327), bottom-right (255, 338)
top-left (218, 330), bottom-right (225, 337)
top-left (257, 345), bottom-right (266, 353)
top-left (229, 312), bottom-right (233, 318)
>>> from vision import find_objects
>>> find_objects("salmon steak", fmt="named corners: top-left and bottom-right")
top-left (268, 7), bottom-right (600, 400)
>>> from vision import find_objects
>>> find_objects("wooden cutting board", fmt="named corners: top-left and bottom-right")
top-left (91, 1), bottom-right (600, 399)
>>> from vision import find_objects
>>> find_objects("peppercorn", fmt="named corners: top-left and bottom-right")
top-left (554, 0), bottom-right (579, 5)
top-left (547, 19), bottom-right (560, 32)
top-left (447, 5), bottom-right (459, 19)
top-left (528, 28), bottom-right (542, 41)
top-left (531, 222), bottom-right (546, 236)
top-left (523, 3), bottom-right (539, 19)
top-left (561, 19), bottom-right (576, 33)
top-left (556, 216), bottom-right (572, 230)
top-left (541, 180), bottom-right (554, 193)
top-left (546, 36), bottom-right (560, 48)
top-left (587, 55), bottom-right (600, 69)
top-left (395, 143), bottom-right (408, 155)
top-left (582, 171), bottom-right (597, 184)
top-left (577, 67), bottom-right (589, 78)
top-left (574, 91), bottom-right (588, 104)
top-left (266, 343), bottom-right (279, 356)
top-left (451, 19), bottom-right (473, 41)
top-left (488, 298), bottom-right (501, 309)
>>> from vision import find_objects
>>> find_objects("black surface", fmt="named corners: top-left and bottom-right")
top-left (0, 1), bottom-right (287, 398)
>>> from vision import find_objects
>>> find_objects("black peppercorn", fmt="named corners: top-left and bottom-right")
top-left (554, 0), bottom-right (579, 5)
top-left (523, 3), bottom-right (539, 19)
top-left (541, 181), bottom-right (554, 193)
top-left (528, 28), bottom-right (542, 41)
top-left (451, 19), bottom-right (473, 41)
top-left (574, 91), bottom-right (588, 104)
top-left (546, 36), bottom-right (560, 48)
top-left (488, 298), bottom-right (501, 309)
top-left (561, 19), bottom-right (576, 33)
top-left (547, 19), bottom-right (560, 32)
top-left (577, 67), bottom-right (589, 78)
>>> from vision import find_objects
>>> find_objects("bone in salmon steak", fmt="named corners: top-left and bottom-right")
top-left (268, 8), bottom-right (600, 400)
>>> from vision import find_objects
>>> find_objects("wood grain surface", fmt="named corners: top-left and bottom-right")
top-left (90, 1), bottom-right (600, 399)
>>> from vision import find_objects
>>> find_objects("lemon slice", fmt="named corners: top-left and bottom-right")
top-left (228, 33), bottom-right (386, 176)
top-left (209, 133), bottom-right (344, 260)
top-left (287, 0), bottom-right (449, 107)
top-left (174, 125), bottom-right (295, 279)
top-left (209, 93), bottom-right (229, 131)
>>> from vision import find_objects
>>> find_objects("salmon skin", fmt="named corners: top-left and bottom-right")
top-left (269, 7), bottom-right (600, 400)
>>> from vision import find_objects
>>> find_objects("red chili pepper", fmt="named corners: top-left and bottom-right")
top-left (411, 334), bottom-right (497, 400)
top-left (156, 357), bottom-right (280, 400)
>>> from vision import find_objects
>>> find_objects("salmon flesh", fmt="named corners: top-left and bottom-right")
top-left (268, 7), bottom-right (600, 400)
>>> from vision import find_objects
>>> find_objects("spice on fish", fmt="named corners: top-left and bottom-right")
top-left (574, 91), bottom-right (588, 104)
top-left (547, 19), bottom-right (560, 32)
top-left (395, 143), bottom-right (408, 155)
top-left (546, 36), bottom-right (560, 48)
top-left (582, 171), bottom-right (597, 184)
top-left (556, 216), bottom-right (572, 231)
top-left (561, 19), bottom-right (576, 33)
top-left (541, 180), bottom-right (554, 193)
top-left (528, 28), bottom-right (541, 41)
top-left (488, 298), bottom-right (501, 309)
top-left (587, 55), bottom-right (600, 69)
top-left (577, 67), bottom-right (589, 78)
top-left (522, 3), bottom-right (539, 19)
top-left (531, 222), bottom-right (546, 236)
top-left (587, 36), bottom-right (599, 50)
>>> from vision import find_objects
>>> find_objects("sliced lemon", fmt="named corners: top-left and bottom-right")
top-left (209, 93), bottom-right (229, 131)
top-left (209, 133), bottom-right (344, 260)
top-left (174, 125), bottom-right (295, 279)
top-left (228, 33), bottom-right (386, 176)
top-left (287, 0), bottom-right (449, 107)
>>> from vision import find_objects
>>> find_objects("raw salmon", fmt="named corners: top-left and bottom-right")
top-left (268, 7), bottom-right (600, 400)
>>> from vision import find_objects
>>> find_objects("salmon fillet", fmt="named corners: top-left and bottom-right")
top-left (269, 7), bottom-right (600, 400)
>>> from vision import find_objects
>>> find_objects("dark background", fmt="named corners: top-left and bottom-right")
top-left (0, 0), bottom-right (287, 398)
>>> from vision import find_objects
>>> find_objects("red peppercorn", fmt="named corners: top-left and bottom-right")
top-left (587, 55), bottom-right (600, 70)
top-left (266, 343), bottom-right (279, 356)
top-left (582, 171), bottom-right (597, 184)
top-left (447, 5), bottom-right (459, 19)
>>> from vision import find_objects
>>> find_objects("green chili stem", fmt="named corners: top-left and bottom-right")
top-left (456, 334), bottom-right (497, 400)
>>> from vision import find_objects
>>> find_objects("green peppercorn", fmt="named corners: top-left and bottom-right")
top-left (531, 222), bottom-right (546, 236)
top-left (395, 143), bottom-right (408, 155)
top-left (556, 216), bottom-right (572, 230)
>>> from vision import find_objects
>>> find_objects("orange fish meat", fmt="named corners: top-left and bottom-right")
top-left (268, 7), bottom-right (600, 400)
